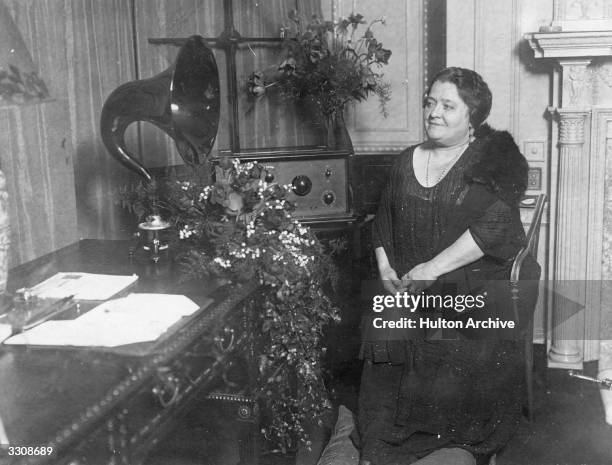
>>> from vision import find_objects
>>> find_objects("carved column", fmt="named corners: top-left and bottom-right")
top-left (548, 57), bottom-right (592, 367)
top-left (548, 108), bottom-right (590, 366)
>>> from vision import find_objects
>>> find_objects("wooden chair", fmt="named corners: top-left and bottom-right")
top-left (509, 193), bottom-right (547, 421)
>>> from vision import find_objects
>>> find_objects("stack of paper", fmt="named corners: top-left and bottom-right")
top-left (4, 293), bottom-right (206, 347)
top-left (28, 272), bottom-right (139, 300)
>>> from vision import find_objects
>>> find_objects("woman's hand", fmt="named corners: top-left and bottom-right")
top-left (379, 266), bottom-right (407, 295)
top-left (401, 261), bottom-right (441, 293)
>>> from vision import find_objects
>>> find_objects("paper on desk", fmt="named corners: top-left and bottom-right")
top-left (77, 293), bottom-right (200, 324)
top-left (0, 324), bottom-right (11, 343)
top-left (3, 293), bottom-right (205, 347)
top-left (28, 272), bottom-right (139, 300)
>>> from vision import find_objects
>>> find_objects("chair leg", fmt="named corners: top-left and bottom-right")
top-left (525, 337), bottom-right (534, 422)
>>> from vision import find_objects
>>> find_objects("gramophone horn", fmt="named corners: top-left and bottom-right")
top-left (100, 35), bottom-right (220, 182)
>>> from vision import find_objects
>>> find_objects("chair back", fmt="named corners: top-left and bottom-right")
top-left (510, 194), bottom-right (547, 283)
top-left (509, 193), bottom-right (546, 422)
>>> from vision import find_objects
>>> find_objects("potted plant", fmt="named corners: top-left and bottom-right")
top-left (247, 11), bottom-right (392, 149)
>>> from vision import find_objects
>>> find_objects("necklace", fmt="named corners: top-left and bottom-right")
top-left (425, 142), bottom-right (469, 187)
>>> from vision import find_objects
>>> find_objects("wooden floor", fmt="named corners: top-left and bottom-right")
top-left (496, 354), bottom-right (612, 465)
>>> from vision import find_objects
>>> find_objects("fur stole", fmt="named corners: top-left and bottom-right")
top-left (464, 124), bottom-right (528, 206)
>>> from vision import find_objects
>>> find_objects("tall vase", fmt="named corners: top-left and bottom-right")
top-left (324, 109), bottom-right (353, 152)
top-left (0, 170), bottom-right (9, 293)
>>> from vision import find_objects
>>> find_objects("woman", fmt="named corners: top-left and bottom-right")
top-left (355, 67), bottom-right (535, 465)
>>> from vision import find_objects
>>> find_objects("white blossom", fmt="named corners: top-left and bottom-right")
top-left (179, 225), bottom-right (194, 239)
top-left (213, 257), bottom-right (231, 268)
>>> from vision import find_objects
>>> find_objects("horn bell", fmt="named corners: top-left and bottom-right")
top-left (100, 35), bottom-right (220, 182)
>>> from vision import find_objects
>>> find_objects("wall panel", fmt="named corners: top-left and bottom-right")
top-left (447, 0), bottom-right (554, 343)
top-left (331, 0), bottom-right (425, 152)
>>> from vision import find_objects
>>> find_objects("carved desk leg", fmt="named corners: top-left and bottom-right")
top-left (236, 400), bottom-right (260, 465)
top-left (205, 394), bottom-right (260, 465)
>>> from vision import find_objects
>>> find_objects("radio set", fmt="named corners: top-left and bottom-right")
top-left (100, 35), bottom-right (355, 226)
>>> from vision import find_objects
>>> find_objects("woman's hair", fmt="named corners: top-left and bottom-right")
top-left (425, 67), bottom-right (492, 128)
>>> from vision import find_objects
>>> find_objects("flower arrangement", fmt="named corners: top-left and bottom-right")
top-left (247, 11), bottom-right (392, 120)
top-left (119, 159), bottom-right (341, 452)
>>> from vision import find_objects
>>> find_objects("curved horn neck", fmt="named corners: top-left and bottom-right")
top-left (100, 35), bottom-right (220, 182)
top-left (100, 68), bottom-right (176, 182)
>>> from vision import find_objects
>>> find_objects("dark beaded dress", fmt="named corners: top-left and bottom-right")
top-left (356, 140), bottom-right (531, 465)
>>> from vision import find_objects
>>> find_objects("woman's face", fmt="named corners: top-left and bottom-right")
top-left (423, 80), bottom-right (471, 147)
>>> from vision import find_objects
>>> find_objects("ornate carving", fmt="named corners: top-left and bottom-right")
top-left (555, 0), bottom-right (610, 21)
top-left (558, 112), bottom-right (588, 144)
top-left (237, 404), bottom-right (253, 420)
top-left (563, 64), bottom-right (591, 106)
top-left (354, 143), bottom-right (418, 153)
top-left (586, 63), bottom-right (612, 105)
top-left (152, 367), bottom-right (180, 408)
top-left (214, 326), bottom-right (236, 353)
top-left (550, 0), bottom-right (612, 31)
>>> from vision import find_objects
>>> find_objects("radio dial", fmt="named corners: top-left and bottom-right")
top-left (292, 175), bottom-right (312, 196)
top-left (322, 191), bottom-right (335, 205)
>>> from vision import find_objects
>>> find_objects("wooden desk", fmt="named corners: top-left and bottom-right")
top-left (0, 240), bottom-right (259, 465)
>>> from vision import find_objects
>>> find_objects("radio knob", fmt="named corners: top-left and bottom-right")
top-left (264, 171), bottom-right (275, 182)
top-left (292, 175), bottom-right (312, 196)
top-left (322, 191), bottom-right (335, 205)
top-left (325, 168), bottom-right (332, 178)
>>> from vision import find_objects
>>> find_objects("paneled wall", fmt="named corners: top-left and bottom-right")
top-left (446, 0), bottom-right (553, 343)
top-left (325, 0), bottom-right (426, 152)
top-left (318, 0), bottom-right (431, 218)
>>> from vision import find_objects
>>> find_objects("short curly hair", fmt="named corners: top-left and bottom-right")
top-left (425, 67), bottom-right (492, 128)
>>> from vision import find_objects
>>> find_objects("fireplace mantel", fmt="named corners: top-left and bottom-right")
top-left (525, 30), bottom-right (612, 368)
top-left (525, 31), bottom-right (612, 59)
